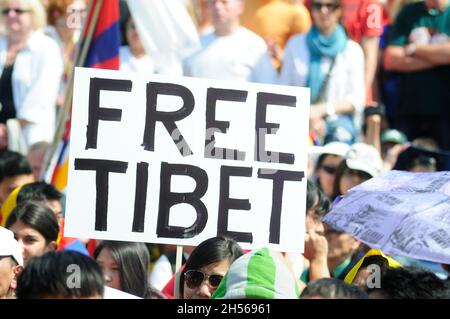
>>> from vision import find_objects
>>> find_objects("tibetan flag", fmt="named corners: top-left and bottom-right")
top-left (82, 0), bottom-right (120, 69)
top-left (309, 131), bottom-right (320, 146)
top-left (46, 0), bottom-right (120, 191)
top-left (48, 115), bottom-right (71, 191)
top-left (45, 0), bottom-right (120, 253)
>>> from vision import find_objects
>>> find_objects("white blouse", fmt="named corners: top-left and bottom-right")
top-left (119, 46), bottom-right (155, 74)
top-left (279, 33), bottom-right (365, 128)
top-left (0, 30), bottom-right (63, 145)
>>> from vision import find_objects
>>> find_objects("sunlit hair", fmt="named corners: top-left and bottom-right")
top-left (0, 0), bottom-right (47, 30)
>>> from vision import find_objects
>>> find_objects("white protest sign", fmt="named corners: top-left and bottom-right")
top-left (65, 67), bottom-right (310, 252)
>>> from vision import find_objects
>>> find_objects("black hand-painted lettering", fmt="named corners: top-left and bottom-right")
top-left (143, 82), bottom-right (194, 156)
top-left (132, 162), bottom-right (149, 233)
top-left (217, 165), bottom-right (253, 243)
top-left (255, 92), bottom-right (296, 164)
top-left (205, 88), bottom-right (248, 161)
top-left (258, 169), bottom-right (304, 244)
top-left (74, 158), bottom-right (128, 231)
top-left (86, 77), bottom-right (132, 149)
top-left (157, 162), bottom-right (208, 238)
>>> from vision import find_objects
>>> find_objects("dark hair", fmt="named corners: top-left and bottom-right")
top-left (5, 201), bottom-right (59, 244)
top-left (367, 267), bottom-right (450, 299)
top-left (94, 241), bottom-right (150, 298)
top-left (442, 263), bottom-right (450, 274)
top-left (407, 155), bottom-right (437, 172)
top-left (332, 161), bottom-right (372, 199)
top-left (16, 251), bottom-right (104, 299)
top-left (300, 278), bottom-right (369, 299)
top-left (314, 153), bottom-right (342, 184)
top-left (306, 180), bottom-right (330, 216)
top-left (0, 150), bottom-right (32, 182)
top-left (17, 181), bottom-right (62, 204)
top-left (359, 255), bottom-right (389, 273)
top-left (179, 236), bottom-right (243, 297)
top-left (119, 0), bottom-right (131, 46)
top-left (314, 153), bottom-right (342, 174)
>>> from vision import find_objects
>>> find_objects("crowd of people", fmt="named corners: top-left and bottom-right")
top-left (0, 0), bottom-right (449, 300)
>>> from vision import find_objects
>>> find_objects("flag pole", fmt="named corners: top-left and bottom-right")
top-left (174, 245), bottom-right (184, 299)
top-left (41, 0), bottom-right (103, 180)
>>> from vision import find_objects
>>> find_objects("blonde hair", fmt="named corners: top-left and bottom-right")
top-left (0, 0), bottom-right (47, 30)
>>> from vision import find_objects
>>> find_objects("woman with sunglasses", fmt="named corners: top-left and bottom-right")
top-left (312, 141), bottom-right (349, 198)
top-left (180, 236), bottom-right (243, 299)
top-left (0, 0), bottom-right (62, 148)
top-left (280, 0), bottom-right (365, 146)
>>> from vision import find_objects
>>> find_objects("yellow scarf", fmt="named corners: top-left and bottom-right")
top-left (0, 185), bottom-right (23, 227)
top-left (344, 249), bottom-right (402, 284)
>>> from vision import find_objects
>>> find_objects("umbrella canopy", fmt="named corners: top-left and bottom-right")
top-left (323, 170), bottom-right (450, 264)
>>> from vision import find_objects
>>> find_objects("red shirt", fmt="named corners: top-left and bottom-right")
top-left (304, 0), bottom-right (384, 42)
top-left (341, 0), bottom-right (384, 43)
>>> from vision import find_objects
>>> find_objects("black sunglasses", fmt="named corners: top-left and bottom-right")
top-left (68, 8), bottom-right (86, 14)
top-left (311, 2), bottom-right (340, 11)
top-left (184, 269), bottom-right (224, 289)
top-left (321, 164), bottom-right (337, 174)
top-left (2, 8), bottom-right (31, 15)
top-left (2, 8), bottom-right (31, 16)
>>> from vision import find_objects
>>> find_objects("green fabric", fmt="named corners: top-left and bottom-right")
top-left (381, 129), bottom-right (408, 145)
top-left (211, 248), bottom-right (299, 299)
top-left (212, 272), bottom-right (228, 299)
top-left (300, 257), bottom-right (352, 283)
top-left (388, 2), bottom-right (450, 47)
top-left (388, 2), bottom-right (450, 116)
top-left (245, 248), bottom-right (276, 299)
top-left (332, 257), bottom-right (352, 279)
top-left (300, 269), bottom-right (309, 283)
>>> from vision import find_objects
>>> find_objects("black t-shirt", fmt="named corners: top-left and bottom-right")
top-left (388, 2), bottom-right (450, 116)
top-left (0, 63), bottom-right (17, 123)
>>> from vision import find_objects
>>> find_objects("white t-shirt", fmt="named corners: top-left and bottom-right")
top-left (103, 286), bottom-right (142, 299)
top-left (183, 27), bottom-right (269, 82)
top-left (119, 46), bottom-right (155, 74)
top-left (149, 254), bottom-right (173, 291)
